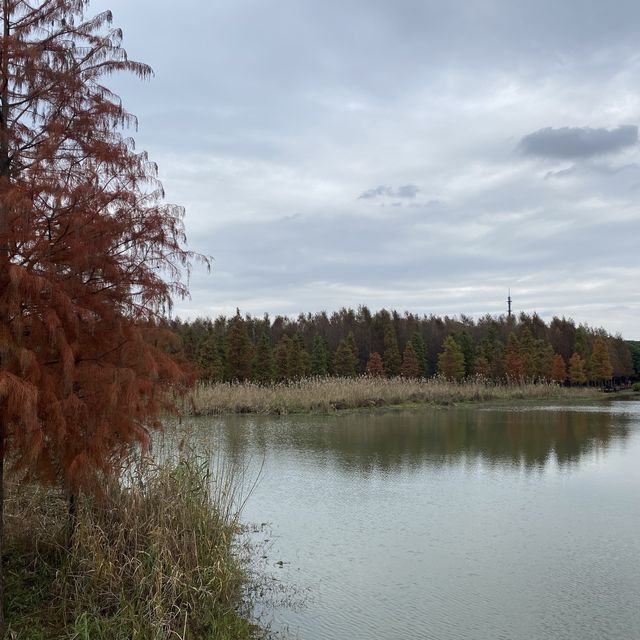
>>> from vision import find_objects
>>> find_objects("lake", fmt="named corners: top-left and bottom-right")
top-left (180, 400), bottom-right (640, 640)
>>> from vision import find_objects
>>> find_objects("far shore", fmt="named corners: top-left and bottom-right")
top-left (179, 376), bottom-right (616, 417)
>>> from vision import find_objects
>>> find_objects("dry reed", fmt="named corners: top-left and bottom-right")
top-left (3, 451), bottom-right (260, 640)
top-left (184, 376), bottom-right (597, 416)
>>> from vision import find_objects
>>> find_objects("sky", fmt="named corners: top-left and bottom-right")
top-left (93, 0), bottom-right (640, 338)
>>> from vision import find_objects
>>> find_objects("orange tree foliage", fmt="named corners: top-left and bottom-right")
top-left (437, 336), bottom-right (465, 382)
top-left (550, 354), bottom-right (567, 383)
top-left (400, 343), bottom-right (420, 378)
top-left (0, 2), bottom-right (198, 491)
top-left (365, 351), bottom-right (385, 377)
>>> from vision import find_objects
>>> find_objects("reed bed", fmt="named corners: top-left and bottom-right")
top-left (185, 376), bottom-right (597, 416)
top-left (3, 452), bottom-right (260, 640)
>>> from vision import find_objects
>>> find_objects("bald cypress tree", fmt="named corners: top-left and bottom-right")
top-left (311, 335), bottom-right (330, 376)
top-left (0, 1), bottom-right (201, 626)
top-left (400, 343), bottom-right (420, 378)
top-left (437, 336), bottom-right (465, 382)
top-left (590, 337), bottom-right (613, 385)
top-left (365, 352), bottom-right (385, 377)
top-left (226, 313), bottom-right (254, 381)
top-left (333, 338), bottom-right (358, 377)
top-left (383, 325), bottom-right (401, 377)
top-left (253, 333), bottom-right (274, 383)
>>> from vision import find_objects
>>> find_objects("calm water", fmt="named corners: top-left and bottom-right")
top-left (182, 401), bottom-right (640, 640)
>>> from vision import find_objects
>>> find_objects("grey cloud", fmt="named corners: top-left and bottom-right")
top-left (358, 184), bottom-right (419, 199)
top-left (519, 126), bottom-right (638, 159)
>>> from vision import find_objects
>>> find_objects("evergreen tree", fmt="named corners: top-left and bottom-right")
top-left (311, 335), bottom-right (330, 376)
top-left (437, 336), bottom-right (465, 381)
top-left (366, 352), bottom-right (385, 377)
top-left (383, 324), bottom-right (401, 377)
top-left (288, 334), bottom-right (310, 380)
top-left (226, 313), bottom-right (254, 381)
top-left (568, 353), bottom-right (588, 385)
top-left (409, 332), bottom-right (429, 377)
top-left (253, 333), bottom-right (274, 383)
top-left (345, 332), bottom-right (360, 374)
top-left (590, 337), bottom-right (613, 384)
top-left (454, 330), bottom-right (475, 377)
top-left (197, 334), bottom-right (224, 382)
top-left (473, 355), bottom-right (491, 377)
top-left (400, 343), bottom-right (420, 378)
top-left (333, 338), bottom-right (358, 377)
top-left (274, 336), bottom-right (292, 380)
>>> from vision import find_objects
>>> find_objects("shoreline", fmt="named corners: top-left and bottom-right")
top-left (180, 377), bottom-right (616, 417)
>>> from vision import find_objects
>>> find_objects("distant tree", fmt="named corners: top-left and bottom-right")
top-left (454, 330), bottom-right (475, 377)
top-left (383, 324), bottom-right (402, 377)
top-left (550, 354), bottom-right (567, 384)
top-left (333, 338), bottom-right (358, 377)
top-left (345, 332), bottom-right (360, 375)
top-left (504, 334), bottom-right (525, 381)
top-left (437, 336), bottom-right (465, 381)
top-left (409, 332), bottom-right (429, 377)
top-left (590, 337), bottom-right (613, 384)
top-left (568, 353), bottom-right (588, 386)
top-left (366, 352), bottom-right (386, 377)
top-left (537, 343), bottom-right (555, 380)
top-left (473, 355), bottom-right (491, 378)
top-left (400, 343), bottom-right (421, 378)
top-left (197, 334), bottom-right (225, 382)
top-left (274, 336), bottom-right (292, 380)
top-left (574, 326), bottom-right (591, 360)
top-left (288, 334), bottom-right (310, 380)
top-left (253, 333), bottom-right (274, 383)
top-left (226, 313), bottom-right (254, 381)
top-left (310, 335), bottom-right (330, 376)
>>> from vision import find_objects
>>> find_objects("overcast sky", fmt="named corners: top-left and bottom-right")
top-left (94, 0), bottom-right (640, 338)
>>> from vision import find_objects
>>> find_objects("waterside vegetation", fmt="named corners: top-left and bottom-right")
top-left (173, 307), bottom-right (636, 387)
top-left (3, 454), bottom-right (258, 640)
top-left (184, 376), bottom-right (600, 416)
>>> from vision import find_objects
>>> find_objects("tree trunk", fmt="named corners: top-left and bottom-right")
top-left (0, 2), bottom-right (10, 632)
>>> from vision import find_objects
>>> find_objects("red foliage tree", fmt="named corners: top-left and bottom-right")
top-left (0, 1), bottom-right (199, 624)
top-left (550, 354), bottom-right (567, 383)
top-left (365, 351), bottom-right (385, 377)
top-left (400, 343), bottom-right (420, 378)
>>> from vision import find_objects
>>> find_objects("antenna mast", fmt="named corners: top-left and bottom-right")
top-left (507, 290), bottom-right (512, 319)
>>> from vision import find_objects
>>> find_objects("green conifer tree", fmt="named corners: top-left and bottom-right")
top-left (197, 334), bottom-right (224, 382)
top-left (383, 324), bottom-right (401, 377)
top-left (274, 335), bottom-right (292, 381)
top-left (437, 336), bottom-right (465, 381)
top-left (253, 333), bottom-right (274, 383)
top-left (333, 338), bottom-right (358, 377)
top-left (409, 332), bottom-right (429, 377)
top-left (226, 314), bottom-right (254, 381)
top-left (311, 335), bottom-right (330, 376)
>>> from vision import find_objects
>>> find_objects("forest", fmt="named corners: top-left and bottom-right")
top-left (171, 308), bottom-right (636, 385)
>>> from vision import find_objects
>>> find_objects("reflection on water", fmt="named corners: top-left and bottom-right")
top-left (174, 402), bottom-right (640, 640)
top-left (210, 405), bottom-right (629, 472)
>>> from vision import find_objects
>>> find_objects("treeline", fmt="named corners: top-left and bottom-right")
top-left (170, 308), bottom-right (635, 385)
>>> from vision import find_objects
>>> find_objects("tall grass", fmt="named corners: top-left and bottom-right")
top-left (185, 376), bottom-right (597, 416)
top-left (3, 452), bottom-right (260, 640)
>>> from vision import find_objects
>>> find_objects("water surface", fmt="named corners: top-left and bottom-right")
top-left (183, 401), bottom-right (640, 640)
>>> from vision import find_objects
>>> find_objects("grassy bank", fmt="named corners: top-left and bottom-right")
top-left (184, 376), bottom-right (599, 416)
top-left (4, 454), bottom-right (259, 640)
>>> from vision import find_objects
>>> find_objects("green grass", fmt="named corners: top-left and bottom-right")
top-left (3, 453), bottom-right (261, 640)
top-left (183, 376), bottom-right (599, 416)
